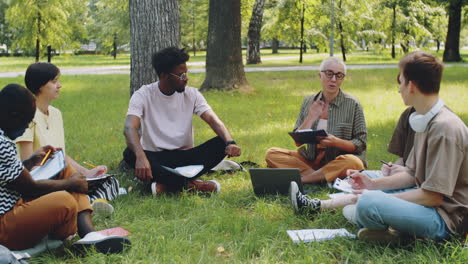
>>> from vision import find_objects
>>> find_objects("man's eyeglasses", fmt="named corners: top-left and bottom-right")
top-left (169, 72), bottom-right (188, 81)
top-left (321, 70), bottom-right (345, 80)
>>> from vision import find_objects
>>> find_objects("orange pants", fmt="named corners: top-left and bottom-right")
top-left (265, 147), bottom-right (364, 182)
top-left (0, 165), bottom-right (92, 250)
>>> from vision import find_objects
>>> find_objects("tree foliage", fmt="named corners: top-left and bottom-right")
top-left (5, 0), bottom-right (88, 56)
top-left (180, 0), bottom-right (209, 54)
top-left (87, 0), bottom-right (129, 55)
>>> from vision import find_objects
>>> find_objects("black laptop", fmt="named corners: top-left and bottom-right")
top-left (249, 168), bottom-right (304, 196)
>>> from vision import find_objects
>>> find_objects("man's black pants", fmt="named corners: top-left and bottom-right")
top-left (123, 136), bottom-right (226, 188)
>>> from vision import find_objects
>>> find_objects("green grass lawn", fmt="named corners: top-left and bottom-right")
top-left (0, 67), bottom-right (467, 263)
top-left (0, 48), bottom-right (466, 72)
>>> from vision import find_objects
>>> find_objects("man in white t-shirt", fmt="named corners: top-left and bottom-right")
top-left (123, 47), bottom-right (241, 195)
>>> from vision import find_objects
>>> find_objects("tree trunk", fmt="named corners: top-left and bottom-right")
top-left (201, 0), bottom-right (248, 91)
top-left (35, 13), bottom-right (41, 62)
top-left (246, 0), bottom-right (266, 64)
top-left (299, 2), bottom-right (305, 63)
top-left (337, 0), bottom-right (345, 61)
top-left (129, 0), bottom-right (180, 95)
top-left (47, 45), bottom-right (51, 62)
top-left (272, 38), bottom-right (279, 53)
top-left (391, 4), bottom-right (396, 59)
top-left (436, 39), bottom-right (440, 52)
top-left (443, 0), bottom-right (462, 62)
top-left (339, 21), bottom-right (346, 62)
top-left (113, 33), bottom-right (117, 59)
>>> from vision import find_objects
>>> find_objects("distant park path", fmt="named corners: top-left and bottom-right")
top-left (0, 59), bottom-right (466, 78)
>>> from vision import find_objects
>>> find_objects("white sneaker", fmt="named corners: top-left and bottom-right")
top-left (72, 231), bottom-right (131, 254)
top-left (91, 200), bottom-right (114, 218)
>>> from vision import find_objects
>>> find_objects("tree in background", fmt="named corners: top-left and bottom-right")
top-left (129, 0), bottom-right (179, 95)
top-left (201, 0), bottom-right (248, 91)
top-left (6, 0), bottom-right (87, 61)
top-left (180, 0), bottom-right (208, 56)
top-left (442, 0), bottom-right (466, 62)
top-left (335, 0), bottom-right (369, 61)
top-left (262, 0), bottom-right (315, 59)
top-left (0, 0), bottom-right (13, 54)
top-left (88, 0), bottom-right (129, 58)
top-left (246, 0), bottom-right (266, 64)
top-left (355, 0), bottom-right (388, 53)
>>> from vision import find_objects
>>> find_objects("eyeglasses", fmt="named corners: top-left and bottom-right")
top-left (169, 72), bottom-right (188, 81)
top-left (321, 70), bottom-right (345, 80)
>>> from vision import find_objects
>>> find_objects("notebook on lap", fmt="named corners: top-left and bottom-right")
top-left (249, 168), bottom-right (304, 196)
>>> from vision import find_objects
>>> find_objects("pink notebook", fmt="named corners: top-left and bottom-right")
top-left (97, 227), bottom-right (131, 237)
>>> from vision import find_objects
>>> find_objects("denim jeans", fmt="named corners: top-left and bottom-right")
top-left (355, 190), bottom-right (450, 240)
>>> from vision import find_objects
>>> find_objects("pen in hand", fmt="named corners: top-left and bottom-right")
top-left (39, 149), bottom-right (52, 166)
top-left (347, 169), bottom-right (364, 180)
top-left (83, 162), bottom-right (97, 168)
top-left (380, 160), bottom-right (392, 167)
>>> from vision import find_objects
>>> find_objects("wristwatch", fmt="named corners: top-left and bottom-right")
top-left (225, 140), bottom-right (236, 147)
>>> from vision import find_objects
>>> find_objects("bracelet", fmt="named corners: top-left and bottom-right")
top-left (225, 140), bottom-right (236, 147)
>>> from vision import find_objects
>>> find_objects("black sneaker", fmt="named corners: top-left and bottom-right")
top-left (289, 181), bottom-right (321, 214)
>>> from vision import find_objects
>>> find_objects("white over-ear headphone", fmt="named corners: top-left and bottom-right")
top-left (409, 99), bottom-right (444, 133)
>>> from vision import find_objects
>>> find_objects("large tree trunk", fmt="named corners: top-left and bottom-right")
top-left (201, 0), bottom-right (248, 91)
top-left (246, 0), bottom-right (266, 64)
top-left (129, 0), bottom-right (180, 95)
top-left (443, 0), bottom-right (463, 62)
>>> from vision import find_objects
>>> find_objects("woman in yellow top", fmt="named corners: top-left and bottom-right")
top-left (16, 62), bottom-right (120, 214)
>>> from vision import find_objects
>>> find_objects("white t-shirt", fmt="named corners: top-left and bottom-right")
top-left (127, 82), bottom-right (211, 152)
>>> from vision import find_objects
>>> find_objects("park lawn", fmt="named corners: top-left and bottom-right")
top-left (0, 49), bottom-right (466, 72)
top-left (0, 67), bottom-right (467, 263)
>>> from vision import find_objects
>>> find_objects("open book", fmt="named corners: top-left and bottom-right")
top-left (30, 150), bottom-right (66, 181)
top-left (288, 129), bottom-right (327, 145)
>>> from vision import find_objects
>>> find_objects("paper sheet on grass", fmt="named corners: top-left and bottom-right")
top-left (30, 150), bottom-right (66, 181)
top-left (287, 228), bottom-right (356, 243)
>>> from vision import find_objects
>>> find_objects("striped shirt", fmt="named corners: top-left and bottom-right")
top-left (0, 129), bottom-right (23, 215)
top-left (294, 90), bottom-right (367, 166)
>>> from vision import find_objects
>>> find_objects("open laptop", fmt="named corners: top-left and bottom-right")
top-left (249, 168), bottom-right (304, 196)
